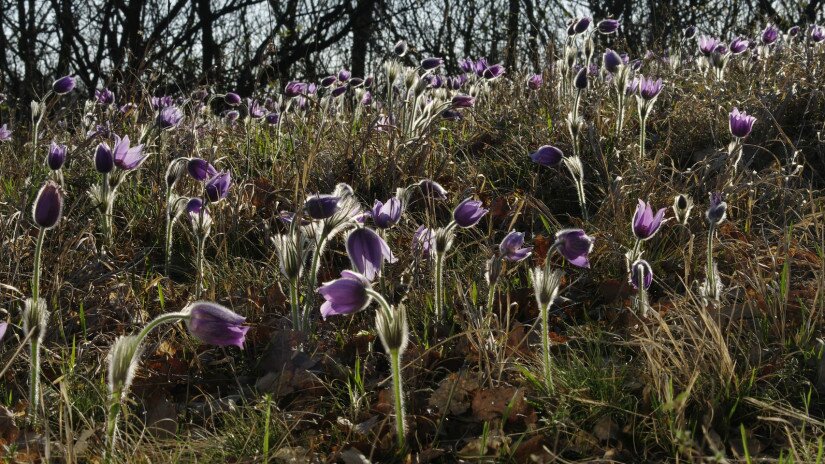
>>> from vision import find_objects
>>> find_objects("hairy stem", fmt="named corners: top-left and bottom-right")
top-left (390, 348), bottom-right (406, 450)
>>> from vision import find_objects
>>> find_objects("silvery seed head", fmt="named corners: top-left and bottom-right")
top-left (376, 305), bottom-right (409, 353)
top-left (529, 268), bottom-right (563, 309)
top-left (22, 298), bottom-right (48, 344)
top-left (107, 335), bottom-right (143, 396)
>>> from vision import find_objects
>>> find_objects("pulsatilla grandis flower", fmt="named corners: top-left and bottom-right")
top-left (451, 94), bottom-right (475, 109)
top-left (811, 26), bottom-right (825, 43)
top-left (224, 92), bottom-right (242, 106)
top-left (499, 231), bottom-right (532, 262)
top-left (527, 74), bottom-right (543, 90)
top-left (706, 192), bottom-right (727, 225)
top-left (284, 81), bottom-right (308, 98)
top-left (761, 24), bottom-right (779, 45)
top-left (597, 19), bottom-right (620, 34)
top-left (729, 37), bottom-right (750, 54)
top-left (47, 142), bottom-right (67, 170)
top-left (729, 107), bottom-right (756, 139)
top-left (305, 194), bottom-right (341, 220)
top-left (371, 197), bottom-right (402, 229)
top-left (554, 229), bottom-right (595, 268)
top-left (672, 194), bottom-right (694, 225)
top-left (420, 57), bottom-right (444, 70)
top-left (572, 17), bottom-right (591, 34)
top-left (413, 225), bottom-right (434, 258)
top-left (630, 259), bottom-right (653, 290)
top-left (205, 171), bottom-right (231, 202)
top-left (33, 181), bottom-right (64, 229)
top-left (318, 270), bottom-right (374, 319)
top-left (346, 227), bottom-right (397, 281)
top-left (52, 75), bottom-right (76, 94)
top-left (574, 67), bottom-right (588, 90)
top-left (603, 49), bottom-right (623, 73)
top-left (0, 124), bottom-right (11, 142)
top-left (417, 179), bottom-right (448, 200)
top-left (157, 106), bottom-right (183, 130)
top-left (637, 76), bottom-right (663, 101)
top-left (698, 36), bottom-right (721, 56)
top-left (184, 301), bottom-right (249, 348)
top-left (97, 135), bottom-right (146, 171)
top-left (453, 198), bottom-right (488, 228)
top-left (530, 145), bottom-right (563, 167)
top-left (632, 199), bottom-right (666, 240)
top-left (187, 158), bottom-right (218, 182)
top-left (95, 88), bottom-right (115, 105)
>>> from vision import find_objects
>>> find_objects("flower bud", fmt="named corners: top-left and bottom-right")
top-left (107, 335), bottom-right (143, 396)
top-left (32, 181), bottom-right (64, 229)
top-left (376, 305), bottom-right (409, 353)
top-left (672, 194), bottom-right (694, 225)
top-left (23, 297), bottom-right (48, 343)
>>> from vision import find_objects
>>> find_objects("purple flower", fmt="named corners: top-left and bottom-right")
top-left (305, 194), bottom-right (340, 219)
top-left (112, 135), bottom-right (147, 170)
top-left (729, 37), bottom-right (749, 54)
top-left (451, 94), bottom-right (475, 109)
top-left (265, 112), bottom-right (281, 125)
top-left (706, 192), bottom-right (727, 225)
top-left (762, 24), bottom-right (779, 45)
top-left (684, 25), bottom-right (697, 40)
top-left (638, 76), bottom-right (663, 101)
top-left (0, 321), bottom-right (7, 343)
top-left (729, 107), bottom-right (756, 139)
top-left (573, 17), bottom-right (592, 34)
top-left (626, 77), bottom-right (640, 96)
top-left (442, 109), bottom-right (463, 121)
top-left (338, 69), bottom-right (352, 82)
top-left (530, 145), bottom-right (563, 167)
top-left (371, 197), bottom-right (402, 229)
top-left (788, 25), bottom-right (800, 37)
top-left (453, 198), bottom-right (488, 228)
top-left (394, 40), bottom-right (408, 57)
top-left (151, 95), bottom-right (174, 109)
top-left (482, 64), bottom-right (506, 80)
top-left (95, 142), bottom-right (114, 173)
top-left (574, 67), bottom-right (588, 90)
top-left (413, 225), bottom-right (434, 257)
top-left (630, 259), bottom-right (653, 290)
top-left (205, 171), bottom-right (231, 202)
top-left (421, 57), bottom-right (444, 70)
top-left (527, 74), bottom-right (543, 90)
top-left (186, 197), bottom-right (208, 217)
top-left (417, 179), bottom-right (448, 200)
top-left (247, 99), bottom-right (266, 119)
top-left (459, 58), bottom-right (475, 73)
top-left (47, 142), bottom-right (67, 170)
top-left (284, 81), bottom-right (308, 98)
top-left (0, 124), bottom-right (10, 142)
top-left (224, 92), bottom-right (242, 106)
top-left (53, 75), bottom-right (76, 95)
top-left (632, 199), bottom-right (666, 240)
top-left (331, 85), bottom-right (348, 97)
top-left (597, 19), bottom-right (620, 34)
top-left (698, 36), bottom-right (721, 56)
top-left (224, 110), bottom-right (240, 123)
top-left (33, 181), bottom-right (64, 229)
top-left (185, 301), bottom-right (249, 348)
top-left (554, 228), bottom-right (595, 268)
top-left (157, 106), bottom-right (183, 130)
top-left (360, 91), bottom-right (373, 106)
top-left (603, 49), bottom-right (623, 73)
top-left (811, 26), bottom-right (825, 43)
top-left (95, 88), bottom-right (115, 106)
top-left (321, 75), bottom-right (337, 88)
top-left (499, 231), bottom-right (532, 262)
top-left (187, 158), bottom-right (218, 181)
top-left (318, 270), bottom-right (373, 319)
top-left (346, 227), bottom-right (397, 281)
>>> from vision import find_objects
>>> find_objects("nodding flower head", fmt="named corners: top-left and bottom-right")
top-left (318, 270), bottom-right (373, 319)
top-left (205, 171), bottom-right (231, 203)
top-left (573, 67), bottom-right (588, 90)
top-left (530, 145), bottom-right (563, 168)
top-left (597, 19), bottom-right (620, 34)
top-left (224, 92), bottom-right (242, 106)
top-left (47, 142), bottom-right (67, 171)
top-left (337, 69), bottom-right (351, 82)
top-left (554, 229), bottom-right (595, 268)
top-left (417, 179), bottom-right (448, 200)
top-left (420, 57), bottom-right (443, 71)
top-left (452, 197), bottom-right (488, 228)
top-left (603, 49), bottom-right (623, 73)
top-left (184, 301), bottom-right (249, 348)
top-left (305, 194), bottom-right (341, 220)
top-left (729, 107), bottom-right (756, 139)
top-left (761, 24), bottom-right (780, 45)
top-left (706, 192), bottom-right (727, 225)
top-left (499, 231), bottom-right (532, 262)
top-left (632, 199), bottom-right (666, 240)
top-left (52, 75), bottom-right (76, 95)
top-left (683, 25), bottom-right (697, 40)
top-left (187, 158), bottom-right (218, 182)
top-left (630, 259), bottom-right (653, 290)
top-left (572, 17), bottom-right (592, 34)
top-left (451, 94), bottom-right (475, 109)
top-left (672, 194), bottom-right (694, 225)
top-left (346, 227), bottom-right (397, 281)
top-left (394, 40), bottom-right (408, 57)
top-left (33, 180), bottom-right (64, 229)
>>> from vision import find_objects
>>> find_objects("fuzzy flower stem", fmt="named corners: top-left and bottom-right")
top-left (101, 173), bottom-right (112, 249)
top-left (486, 280), bottom-right (497, 314)
top-left (639, 114), bottom-right (647, 161)
top-left (289, 277), bottom-right (300, 331)
top-left (434, 250), bottom-right (445, 323)
top-left (195, 234), bottom-right (206, 299)
top-left (32, 227), bottom-right (45, 303)
top-left (164, 188), bottom-right (173, 275)
top-left (28, 227), bottom-right (46, 422)
top-left (540, 300), bottom-right (553, 392)
top-left (390, 348), bottom-right (406, 449)
top-left (706, 223), bottom-right (716, 300)
top-left (635, 263), bottom-right (649, 317)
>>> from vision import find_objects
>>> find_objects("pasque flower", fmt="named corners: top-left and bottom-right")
top-left (157, 106), bottom-right (183, 130)
top-left (96, 88), bottom-right (115, 105)
top-left (346, 227), bottom-right (397, 281)
top-left (96, 135), bottom-right (146, 171)
top-left (47, 142), bottom-right (67, 170)
top-left (52, 75), bottom-right (76, 94)
top-left (205, 171), bottom-right (231, 202)
top-left (597, 19), bottom-right (620, 34)
top-left (451, 94), bottom-right (475, 108)
top-left (224, 92), bottom-right (241, 106)
top-left (554, 229), bottom-right (595, 268)
top-left (0, 124), bottom-right (11, 142)
top-left (527, 74), bottom-right (543, 90)
top-left (33, 181), bottom-right (64, 229)
top-left (95, 142), bottom-right (114, 173)
top-left (706, 192), bottom-right (727, 225)
top-left (413, 225), bottom-right (434, 258)
top-left (812, 26), bottom-right (825, 43)
top-left (698, 36), bottom-right (721, 56)
top-left (603, 49), bottom-right (623, 73)
top-left (371, 197), bottom-right (402, 229)
top-left (394, 40), bottom-right (408, 56)
top-left (762, 24), bottom-right (779, 45)
top-left (573, 17), bottom-right (591, 33)
top-left (637, 76), bottom-right (663, 101)
top-left (729, 107), bottom-right (756, 139)
top-left (417, 179), bottom-right (448, 200)
top-left (453, 198), bottom-right (488, 228)
top-left (305, 194), bottom-right (340, 220)
top-left (499, 231), bottom-right (532, 262)
top-left (187, 157), bottom-right (218, 181)
top-left (184, 301), bottom-right (249, 348)
top-left (630, 259), bottom-right (653, 290)
top-left (632, 199), bottom-right (666, 240)
top-left (729, 37), bottom-right (750, 54)
top-left (530, 145), bottom-right (563, 167)
top-left (672, 194), bottom-right (694, 225)
top-left (318, 270), bottom-right (374, 319)
top-left (420, 57), bottom-right (443, 70)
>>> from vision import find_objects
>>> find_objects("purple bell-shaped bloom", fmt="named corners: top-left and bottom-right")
top-left (305, 194), bottom-right (340, 219)
top-left (337, 69), bottom-right (351, 82)
top-left (346, 227), bottom-right (397, 281)
top-left (573, 17), bottom-right (591, 34)
top-left (112, 135), bottom-right (147, 170)
top-left (33, 181), bottom-right (64, 229)
top-left (530, 145), bottom-right (563, 167)
top-left (371, 197), bottom-right (402, 229)
top-left (394, 40), bottom-right (408, 56)
top-left (603, 49), bottom-right (623, 73)
top-left (499, 231), bottom-right (532, 262)
top-left (788, 25), bottom-right (800, 37)
top-left (224, 110), bottom-right (240, 122)
top-left (762, 24), bottom-right (779, 45)
top-left (451, 94), bottom-right (475, 108)
top-left (554, 228), bottom-right (595, 268)
top-left (482, 64), bottom-right (506, 80)
top-left (698, 36), bottom-right (721, 56)
top-left (151, 95), bottom-right (174, 109)
top-left (729, 37), bottom-right (750, 54)
top-left (630, 259), bottom-right (653, 290)
top-left (638, 76), bottom-right (663, 101)
top-left (527, 74), bottom-right (543, 90)
top-left (184, 301), bottom-right (249, 348)
top-left (330, 85), bottom-right (348, 97)
top-left (597, 19), bottom-right (620, 34)
top-left (706, 192), bottom-right (727, 225)
top-left (284, 81), bottom-right (308, 98)
top-left (811, 26), bottom-right (825, 43)
top-left (421, 57), bottom-right (444, 70)
top-left (453, 197), bottom-right (488, 228)
top-left (47, 142), bottom-right (67, 170)
top-left (224, 92), bottom-right (242, 106)
top-left (0, 124), bottom-right (11, 142)
top-left (417, 179), bottom-right (448, 200)
top-left (205, 171), bottom-right (231, 202)
top-left (95, 88), bottom-right (115, 105)
top-left (632, 199), bottom-right (666, 240)
top-left (684, 25), bottom-right (697, 40)
top-left (157, 106), bottom-right (184, 130)
top-left (321, 75), bottom-right (337, 88)
top-left (413, 225), bottom-right (434, 258)
top-left (247, 99), bottom-right (266, 119)
top-left (729, 107), bottom-right (756, 139)
top-left (265, 112), bottom-right (281, 125)
top-left (187, 158), bottom-right (218, 181)
top-left (52, 75), bottom-right (76, 94)
top-left (95, 142), bottom-right (114, 173)
top-left (318, 270), bottom-right (373, 319)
